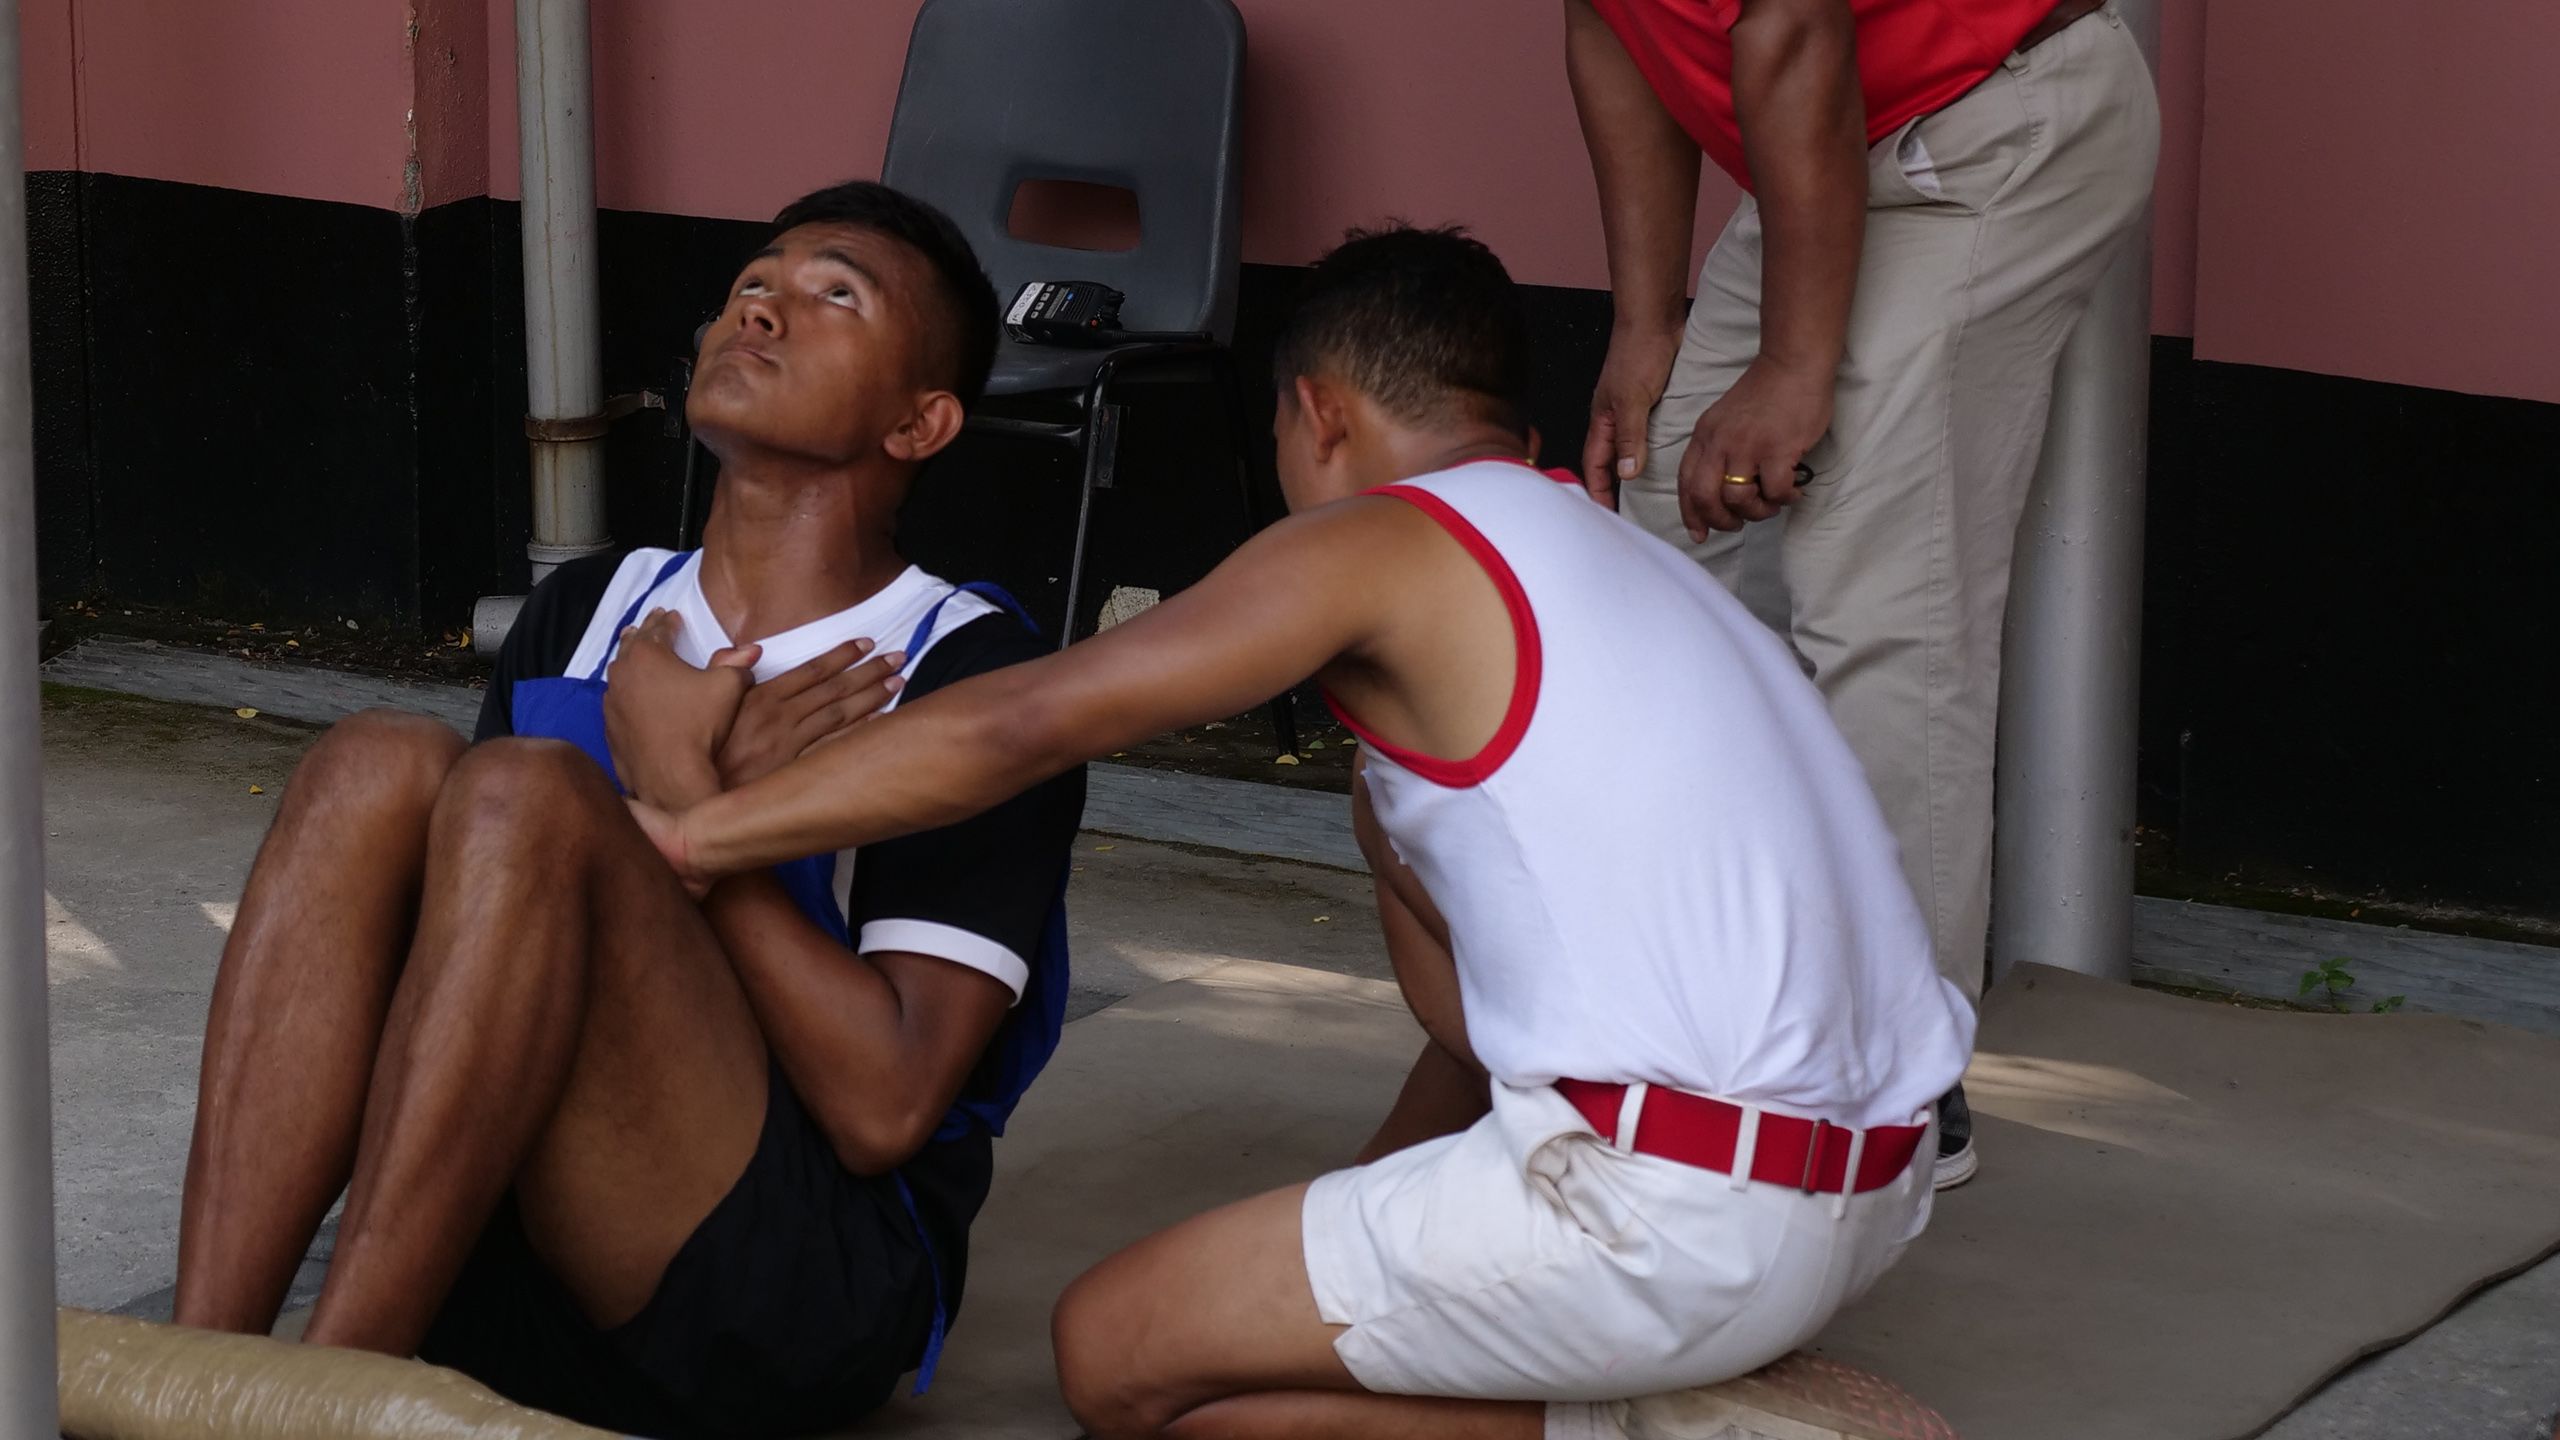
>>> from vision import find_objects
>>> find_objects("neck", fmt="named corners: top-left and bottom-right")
top-left (1370, 421), bottom-right (1533, 488)
top-left (693, 449), bottom-right (912, 644)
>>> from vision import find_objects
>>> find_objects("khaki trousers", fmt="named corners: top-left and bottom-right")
top-left (1624, 8), bottom-right (2160, 1000)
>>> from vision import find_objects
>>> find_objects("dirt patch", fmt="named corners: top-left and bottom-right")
top-left (43, 598), bottom-right (486, 689)
top-left (43, 683), bottom-right (323, 764)
top-left (2136, 980), bottom-right (2326, 1013)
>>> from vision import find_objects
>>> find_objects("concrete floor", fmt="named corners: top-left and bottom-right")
top-left (44, 688), bottom-right (308, 1310)
top-left (35, 684), bottom-right (2560, 1437)
top-left (58, 635), bottom-right (2560, 1035)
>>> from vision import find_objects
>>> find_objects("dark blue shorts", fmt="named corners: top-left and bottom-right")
top-left (419, 1065), bottom-right (987, 1439)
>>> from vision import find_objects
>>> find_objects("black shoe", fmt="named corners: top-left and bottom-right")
top-left (1933, 1084), bottom-right (1977, 1191)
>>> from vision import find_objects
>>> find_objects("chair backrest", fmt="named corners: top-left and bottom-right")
top-left (881, 0), bottom-right (1246, 341)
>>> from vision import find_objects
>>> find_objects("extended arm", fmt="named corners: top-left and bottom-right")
top-left (671, 500), bottom-right (1415, 881)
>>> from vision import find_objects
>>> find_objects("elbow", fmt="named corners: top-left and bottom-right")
top-left (981, 672), bottom-right (1083, 783)
top-left (1735, 0), bottom-right (1854, 62)
top-left (821, 1097), bottom-right (942, 1177)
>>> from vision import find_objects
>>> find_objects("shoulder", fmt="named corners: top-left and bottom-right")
top-left (905, 609), bottom-right (1049, 699)
top-left (500, 551), bottom-right (636, 671)
top-left (522, 548), bottom-right (685, 632)
top-left (478, 550), bottom-right (654, 740)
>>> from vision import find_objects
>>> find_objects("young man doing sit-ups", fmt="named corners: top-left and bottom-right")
top-left (170, 182), bottom-right (1084, 1439)
top-left (617, 227), bottom-right (1976, 1440)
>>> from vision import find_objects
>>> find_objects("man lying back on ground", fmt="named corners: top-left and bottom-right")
top-left (617, 226), bottom-right (1977, 1440)
top-left (169, 181), bottom-right (1085, 1439)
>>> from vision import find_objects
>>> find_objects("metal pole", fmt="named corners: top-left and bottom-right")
top-left (0, 0), bottom-right (62, 1428)
top-left (516, 0), bottom-right (608, 580)
top-left (1989, 0), bottom-right (2159, 985)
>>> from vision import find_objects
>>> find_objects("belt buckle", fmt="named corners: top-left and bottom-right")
top-left (1799, 1118), bottom-right (1832, 1195)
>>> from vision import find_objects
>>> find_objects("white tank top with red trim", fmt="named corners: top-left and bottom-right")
top-left (1337, 461), bottom-right (1975, 1129)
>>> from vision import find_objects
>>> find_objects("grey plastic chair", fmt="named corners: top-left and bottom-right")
top-left (883, 0), bottom-right (1282, 725)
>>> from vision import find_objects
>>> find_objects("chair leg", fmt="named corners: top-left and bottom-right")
top-left (1213, 358), bottom-right (1300, 756)
top-left (1060, 461), bottom-right (1097, 653)
top-left (1059, 404), bottom-right (1122, 651)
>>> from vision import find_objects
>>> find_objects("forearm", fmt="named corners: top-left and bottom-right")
top-left (700, 875), bottom-right (950, 1171)
top-left (1732, 0), bottom-right (1865, 374)
top-left (678, 509), bottom-right (1395, 882)
top-left (1566, 0), bottom-right (1702, 334)
top-left (683, 662), bottom-right (1073, 880)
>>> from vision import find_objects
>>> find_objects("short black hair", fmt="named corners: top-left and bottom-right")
top-left (1270, 225), bottom-right (1531, 438)
top-left (771, 181), bottom-right (1000, 408)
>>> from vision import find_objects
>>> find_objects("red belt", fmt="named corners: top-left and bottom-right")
top-left (1556, 1080), bottom-right (1927, 1196)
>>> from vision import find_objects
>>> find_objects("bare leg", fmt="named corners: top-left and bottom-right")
top-left (1170, 1392), bottom-right (1538, 1440)
top-left (174, 710), bottom-right (465, 1334)
top-left (1053, 1186), bottom-right (1542, 1440)
top-left (1048, 769), bottom-right (1539, 1437)
top-left (302, 738), bottom-right (768, 1354)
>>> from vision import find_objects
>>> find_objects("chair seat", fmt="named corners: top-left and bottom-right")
top-left (986, 340), bottom-right (1125, 398)
top-left (986, 338), bottom-right (1229, 399)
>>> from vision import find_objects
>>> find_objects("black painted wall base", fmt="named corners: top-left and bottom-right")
top-left (2139, 338), bottom-right (2559, 914)
top-left (31, 173), bottom-right (510, 624)
top-left (25, 176), bottom-right (2560, 920)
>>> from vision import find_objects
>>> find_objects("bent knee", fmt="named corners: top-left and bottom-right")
top-left (1054, 1269), bottom-right (1175, 1440)
top-left (432, 737), bottom-right (615, 843)
top-left (295, 708), bottom-right (465, 808)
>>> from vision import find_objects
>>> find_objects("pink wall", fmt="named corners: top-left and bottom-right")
top-left (415, 0), bottom-right (493, 211)
top-left (14, 0), bottom-right (488, 214)
top-left (11, 0), bottom-right (2197, 333)
top-left (480, 0), bottom-right (1742, 294)
top-left (483, 2), bottom-right (2187, 322)
top-left (1226, 0), bottom-right (1739, 290)
top-left (43, 0), bottom-right (415, 212)
top-left (20, 0), bottom-right (78, 172)
top-left (483, 0), bottom-right (917, 227)
top-left (23, 0), bottom-right (2558, 405)
top-left (2192, 0), bottom-right (2560, 404)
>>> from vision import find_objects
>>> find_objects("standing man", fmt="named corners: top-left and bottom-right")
top-left (1567, 0), bottom-right (2159, 1185)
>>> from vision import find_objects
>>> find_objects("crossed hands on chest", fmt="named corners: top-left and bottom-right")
top-left (604, 609), bottom-right (907, 879)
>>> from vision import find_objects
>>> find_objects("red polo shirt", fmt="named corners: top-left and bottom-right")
top-left (1590, 0), bottom-right (2052, 191)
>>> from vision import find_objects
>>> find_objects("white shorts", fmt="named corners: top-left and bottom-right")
top-left (1302, 1080), bottom-right (1932, 1403)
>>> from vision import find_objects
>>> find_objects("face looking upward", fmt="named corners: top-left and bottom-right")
top-left (686, 221), bottom-right (967, 472)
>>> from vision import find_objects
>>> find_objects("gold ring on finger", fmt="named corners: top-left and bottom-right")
top-left (1722, 473), bottom-right (1757, 486)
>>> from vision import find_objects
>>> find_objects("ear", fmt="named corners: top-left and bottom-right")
top-left (1295, 374), bottom-right (1355, 464)
top-left (882, 390), bottom-right (968, 464)
top-left (1523, 425), bottom-right (1544, 462)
